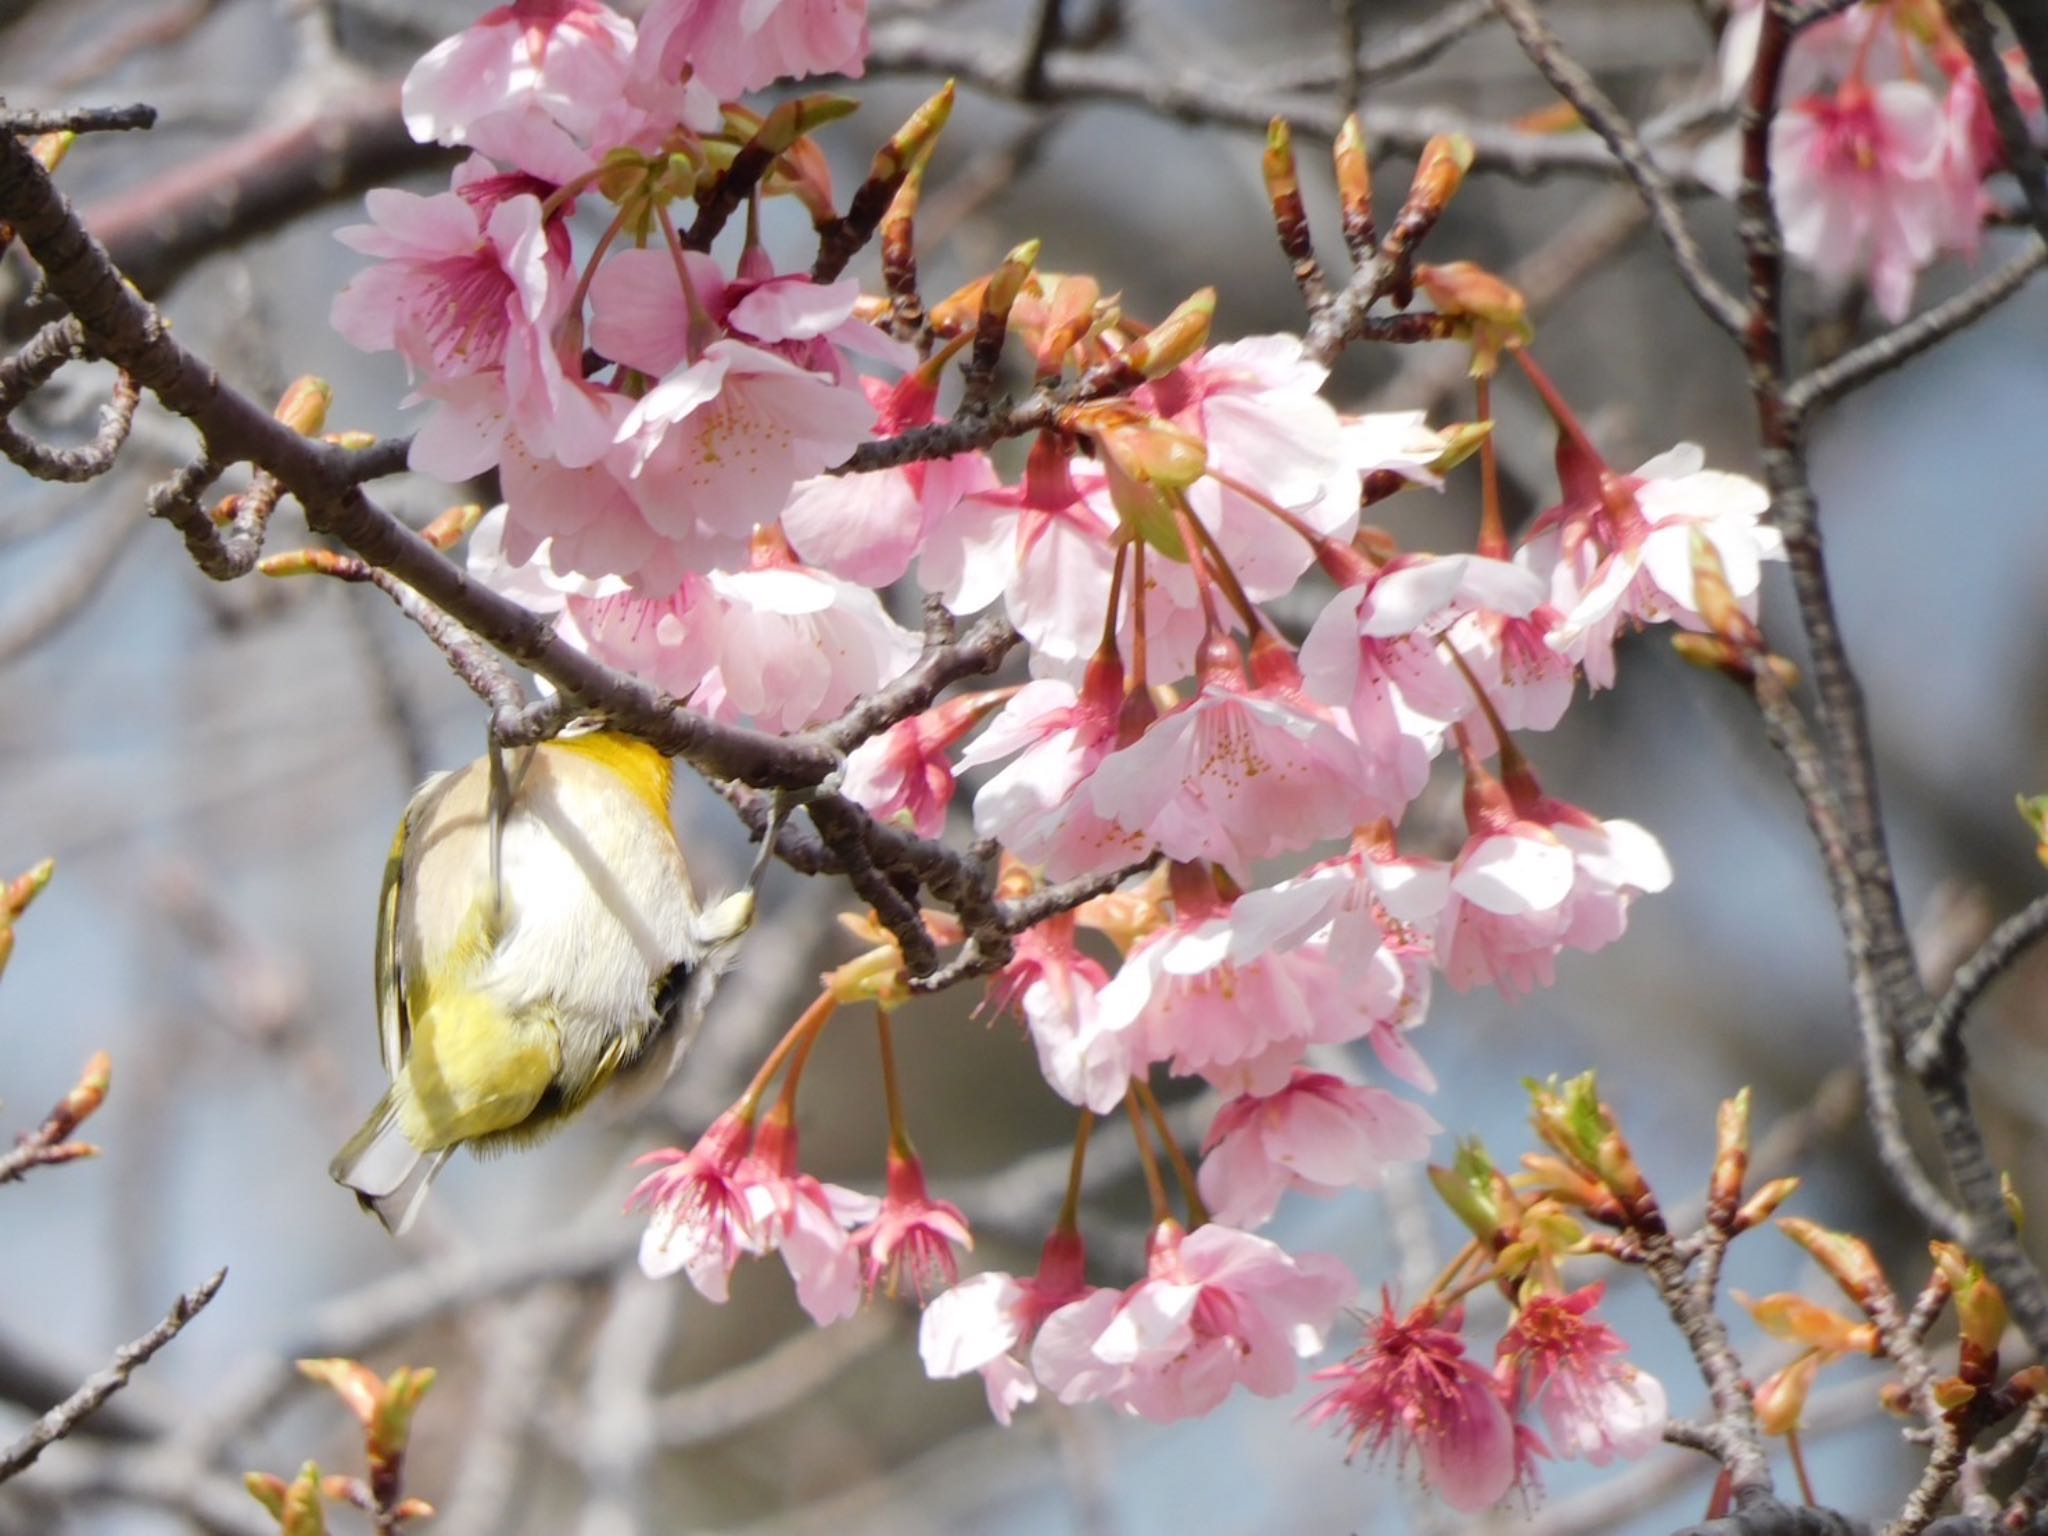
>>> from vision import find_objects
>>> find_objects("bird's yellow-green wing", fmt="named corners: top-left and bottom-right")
top-left (374, 813), bottom-right (411, 1076)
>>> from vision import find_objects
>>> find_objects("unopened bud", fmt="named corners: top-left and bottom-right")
top-left (751, 93), bottom-right (861, 157)
top-left (1933, 1376), bottom-right (1978, 1411)
top-left (984, 239), bottom-right (1041, 325)
top-left (246, 1472), bottom-right (289, 1519)
top-left (1521, 1153), bottom-right (1628, 1224)
top-left (368, 1366), bottom-right (435, 1465)
top-left (1514, 100), bottom-right (1585, 135)
top-left (1114, 288), bottom-right (1215, 381)
top-left (30, 131), bottom-right (75, 173)
top-left (258, 548), bottom-right (367, 581)
top-left (1428, 1140), bottom-right (1503, 1240)
top-left (1732, 1175), bottom-right (1800, 1232)
top-left (2006, 1171), bottom-right (2025, 1234)
top-left (273, 377), bottom-right (332, 438)
top-left (1741, 1291), bottom-right (1878, 1357)
top-left (1710, 1087), bottom-right (1751, 1226)
top-left (1383, 133), bottom-right (1474, 266)
top-left (1263, 119), bottom-right (1315, 267)
top-left (871, 82), bottom-right (956, 186)
top-left (1415, 261), bottom-right (1531, 376)
top-left (1754, 1353), bottom-right (1820, 1436)
top-left (60, 1050), bottom-right (112, 1128)
top-left (1034, 273), bottom-right (1104, 376)
top-left (420, 503), bottom-right (485, 551)
top-left (297, 1360), bottom-right (385, 1428)
top-left (1689, 527), bottom-right (1756, 644)
top-left (4, 857), bottom-right (55, 919)
top-left (282, 1462), bottom-right (328, 1536)
top-left (1423, 420), bottom-right (1492, 478)
top-left (322, 430), bottom-right (378, 452)
top-left (1778, 1217), bottom-right (1892, 1314)
top-left (1333, 113), bottom-right (1375, 254)
top-left (1931, 1242), bottom-right (2006, 1371)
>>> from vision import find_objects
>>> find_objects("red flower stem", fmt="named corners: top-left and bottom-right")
top-left (1134, 1077), bottom-right (1209, 1227)
top-left (1510, 348), bottom-right (1603, 467)
top-left (875, 1007), bottom-right (915, 1160)
top-left (537, 164), bottom-right (605, 224)
top-left (654, 200), bottom-right (718, 357)
top-left (1098, 536), bottom-right (1131, 661)
top-left (1207, 464), bottom-right (1372, 566)
top-left (1786, 1429), bottom-right (1819, 1506)
top-left (1475, 376), bottom-right (1509, 559)
top-left (1176, 498), bottom-right (1267, 638)
top-left (1056, 1110), bottom-right (1093, 1234)
top-left (1440, 638), bottom-right (1522, 772)
top-left (565, 210), bottom-right (628, 349)
top-left (740, 990), bottom-right (837, 1115)
top-left (773, 992), bottom-right (838, 1114)
top-left (1422, 1237), bottom-right (1483, 1304)
top-left (1130, 538), bottom-right (1150, 690)
top-left (1123, 1084), bottom-right (1173, 1225)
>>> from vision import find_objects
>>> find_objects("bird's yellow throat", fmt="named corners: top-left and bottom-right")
top-left (546, 731), bottom-right (675, 821)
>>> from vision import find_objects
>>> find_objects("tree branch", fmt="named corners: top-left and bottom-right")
top-left (0, 1269), bottom-right (226, 1483)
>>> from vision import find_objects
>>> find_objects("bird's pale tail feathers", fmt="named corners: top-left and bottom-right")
top-left (330, 1098), bottom-right (450, 1236)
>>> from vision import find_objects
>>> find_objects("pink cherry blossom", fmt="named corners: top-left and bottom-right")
top-left (984, 911), bottom-right (1131, 1113)
top-left (852, 1150), bottom-right (973, 1302)
top-left (1522, 443), bottom-right (1781, 690)
top-left (1084, 636), bottom-right (1374, 882)
top-left (1948, 46), bottom-right (2047, 181)
top-left (1341, 408), bottom-right (1459, 487)
top-left (1447, 605), bottom-right (1576, 752)
top-left (634, 0), bottom-right (869, 101)
top-left (332, 159), bottom-right (609, 478)
top-left (1198, 1069), bottom-right (1441, 1229)
top-left (1217, 840), bottom-right (1444, 1084)
top-left (1141, 335), bottom-right (1358, 600)
top-left (564, 574), bottom-right (721, 700)
top-left (1435, 753), bottom-right (1671, 995)
top-left (1036, 1222), bottom-right (1352, 1423)
top-left (1773, 76), bottom-right (1977, 322)
top-left (1092, 869), bottom-right (1400, 1097)
top-left (1434, 795), bottom-right (1577, 999)
top-left (630, 1108), bottom-right (763, 1301)
top-left (402, 0), bottom-right (683, 185)
top-left (1508, 771), bottom-right (1674, 957)
top-left (691, 540), bottom-right (920, 733)
top-left (1308, 1297), bottom-right (1519, 1514)
top-left (960, 655), bottom-right (1151, 882)
top-left (1300, 552), bottom-right (1547, 804)
top-left (842, 690), bottom-right (1008, 837)
top-left (1099, 1222), bottom-right (1355, 1423)
top-left (740, 1112), bottom-right (879, 1326)
top-left (920, 1230), bottom-right (1093, 1424)
top-left (921, 436), bottom-right (1204, 683)
top-left (783, 370), bottom-right (1000, 586)
top-left (589, 249), bottom-right (880, 556)
top-left (1499, 1284), bottom-right (1668, 1466)
top-left (494, 390), bottom-right (706, 591)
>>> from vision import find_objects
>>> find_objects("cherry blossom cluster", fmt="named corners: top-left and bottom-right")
top-left (1718, 0), bottom-right (2046, 321)
top-left (329, 0), bottom-right (1794, 1511)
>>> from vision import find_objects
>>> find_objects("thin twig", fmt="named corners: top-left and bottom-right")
top-left (1488, 0), bottom-right (1745, 336)
top-left (1913, 890), bottom-right (2048, 1076)
top-left (0, 103), bottom-right (157, 135)
top-left (1785, 238), bottom-right (2048, 420)
top-left (0, 1269), bottom-right (226, 1482)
